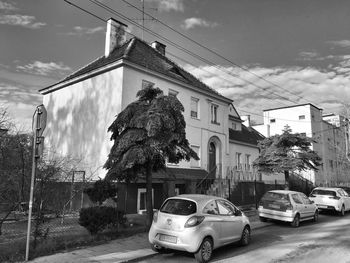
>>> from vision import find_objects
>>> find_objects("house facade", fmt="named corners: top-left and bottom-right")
top-left (253, 103), bottom-right (350, 187)
top-left (39, 19), bottom-right (265, 213)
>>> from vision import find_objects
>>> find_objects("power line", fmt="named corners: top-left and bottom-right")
top-left (63, 0), bottom-right (345, 135)
top-left (120, 0), bottom-right (312, 105)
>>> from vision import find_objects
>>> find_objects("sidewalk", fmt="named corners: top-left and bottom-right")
top-left (30, 213), bottom-right (271, 263)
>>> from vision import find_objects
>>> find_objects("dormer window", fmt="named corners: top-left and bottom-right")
top-left (142, 80), bottom-right (154, 89)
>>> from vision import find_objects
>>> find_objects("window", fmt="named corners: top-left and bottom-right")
top-left (329, 160), bottom-right (334, 170)
top-left (217, 200), bottom-right (235, 215)
top-left (232, 122), bottom-right (237, 130)
top-left (142, 80), bottom-right (154, 89)
top-left (160, 198), bottom-right (196, 215)
top-left (299, 115), bottom-right (305, 120)
top-left (211, 104), bottom-right (219, 124)
top-left (190, 97), bottom-right (199, 119)
top-left (168, 89), bottom-right (178, 97)
top-left (203, 201), bottom-right (219, 215)
top-left (137, 188), bottom-right (154, 214)
top-left (236, 152), bottom-right (242, 170)
top-left (291, 194), bottom-right (303, 204)
top-left (300, 193), bottom-right (313, 205)
top-left (190, 145), bottom-right (200, 167)
top-left (270, 119), bottom-right (276, 123)
top-left (245, 154), bottom-right (250, 170)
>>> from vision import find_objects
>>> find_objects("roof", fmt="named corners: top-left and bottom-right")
top-left (167, 194), bottom-right (227, 209)
top-left (312, 187), bottom-right (342, 191)
top-left (229, 125), bottom-right (264, 146)
top-left (263, 103), bottom-right (322, 112)
top-left (40, 38), bottom-right (231, 103)
top-left (268, 190), bottom-right (301, 194)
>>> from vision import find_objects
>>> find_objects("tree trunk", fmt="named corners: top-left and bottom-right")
top-left (146, 162), bottom-right (154, 228)
top-left (284, 170), bottom-right (290, 190)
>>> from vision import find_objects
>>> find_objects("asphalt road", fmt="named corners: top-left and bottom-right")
top-left (138, 212), bottom-right (350, 263)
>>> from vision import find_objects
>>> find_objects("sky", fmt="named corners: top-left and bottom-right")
top-left (2, 0), bottom-right (350, 131)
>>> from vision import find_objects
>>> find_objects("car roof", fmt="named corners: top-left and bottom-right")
top-left (312, 187), bottom-right (342, 191)
top-left (267, 190), bottom-right (302, 195)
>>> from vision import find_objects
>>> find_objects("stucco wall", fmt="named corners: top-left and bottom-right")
top-left (43, 67), bottom-right (124, 179)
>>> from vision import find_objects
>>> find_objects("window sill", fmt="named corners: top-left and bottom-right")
top-left (211, 121), bottom-right (220, 125)
top-left (191, 117), bottom-right (200, 120)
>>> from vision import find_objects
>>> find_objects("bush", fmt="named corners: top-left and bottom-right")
top-left (79, 206), bottom-right (126, 235)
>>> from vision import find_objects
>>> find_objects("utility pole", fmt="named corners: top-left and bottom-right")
top-left (25, 105), bottom-right (46, 262)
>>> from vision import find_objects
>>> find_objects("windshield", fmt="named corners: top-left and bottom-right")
top-left (262, 192), bottom-right (290, 203)
top-left (311, 189), bottom-right (336, 196)
top-left (160, 199), bottom-right (197, 215)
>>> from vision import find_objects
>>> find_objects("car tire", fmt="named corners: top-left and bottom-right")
top-left (194, 237), bottom-right (213, 263)
top-left (313, 210), bottom-right (319, 222)
top-left (239, 226), bottom-right (251, 246)
top-left (291, 214), bottom-right (300, 228)
top-left (259, 216), bottom-right (267, 222)
top-left (339, 205), bottom-right (345, 217)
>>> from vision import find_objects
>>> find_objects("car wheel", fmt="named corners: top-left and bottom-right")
top-left (259, 216), bottom-right (267, 222)
top-left (239, 226), bottom-right (251, 246)
top-left (194, 237), bottom-right (213, 263)
top-left (313, 210), bottom-right (319, 222)
top-left (339, 205), bottom-right (345, 216)
top-left (291, 214), bottom-right (300, 228)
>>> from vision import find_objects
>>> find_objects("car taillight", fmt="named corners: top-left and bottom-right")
top-left (153, 211), bottom-right (158, 223)
top-left (184, 216), bottom-right (204, 228)
top-left (286, 204), bottom-right (293, 210)
top-left (330, 196), bottom-right (341, 200)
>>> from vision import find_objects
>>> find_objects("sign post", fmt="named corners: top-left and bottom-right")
top-left (25, 104), bottom-right (47, 261)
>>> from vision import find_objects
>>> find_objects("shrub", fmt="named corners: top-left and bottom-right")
top-left (84, 180), bottom-right (117, 205)
top-left (79, 206), bottom-right (126, 235)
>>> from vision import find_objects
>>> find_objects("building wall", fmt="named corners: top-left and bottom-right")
top-left (253, 105), bottom-right (350, 186)
top-left (43, 67), bottom-right (124, 178)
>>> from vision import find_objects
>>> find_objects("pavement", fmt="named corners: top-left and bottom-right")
top-left (30, 211), bottom-right (271, 263)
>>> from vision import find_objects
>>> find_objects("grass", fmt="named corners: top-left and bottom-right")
top-left (0, 215), bottom-right (147, 262)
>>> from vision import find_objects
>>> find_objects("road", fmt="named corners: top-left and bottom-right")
top-left (138, 212), bottom-right (350, 263)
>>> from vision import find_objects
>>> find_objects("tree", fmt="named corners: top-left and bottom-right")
top-left (104, 86), bottom-right (198, 226)
top-left (253, 126), bottom-right (322, 188)
top-left (84, 179), bottom-right (117, 205)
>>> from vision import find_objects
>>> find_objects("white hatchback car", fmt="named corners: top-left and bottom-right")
top-left (309, 187), bottom-right (350, 216)
top-left (149, 194), bottom-right (251, 263)
top-left (258, 190), bottom-right (318, 227)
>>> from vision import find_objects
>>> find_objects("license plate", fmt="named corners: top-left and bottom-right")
top-left (317, 204), bottom-right (327, 208)
top-left (159, 234), bottom-right (177, 243)
top-left (269, 204), bottom-right (280, 209)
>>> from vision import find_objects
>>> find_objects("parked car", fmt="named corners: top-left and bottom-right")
top-left (149, 194), bottom-right (251, 263)
top-left (309, 187), bottom-right (350, 216)
top-left (258, 190), bottom-right (318, 227)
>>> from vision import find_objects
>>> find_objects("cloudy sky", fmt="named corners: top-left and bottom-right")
top-left (2, 0), bottom-right (350, 130)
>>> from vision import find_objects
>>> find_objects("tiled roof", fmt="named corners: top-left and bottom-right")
top-left (40, 38), bottom-right (230, 102)
top-left (229, 125), bottom-right (265, 146)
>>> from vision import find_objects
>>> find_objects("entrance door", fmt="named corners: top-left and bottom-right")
top-left (209, 142), bottom-right (216, 174)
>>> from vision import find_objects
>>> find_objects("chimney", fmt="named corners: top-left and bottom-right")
top-left (105, 18), bottom-right (127, 57)
top-left (151, 41), bottom-right (166, 56)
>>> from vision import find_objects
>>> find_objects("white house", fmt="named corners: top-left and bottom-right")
top-left (253, 103), bottom-right (350, 187)
top-left (39, 19), bottom-right (265, 213)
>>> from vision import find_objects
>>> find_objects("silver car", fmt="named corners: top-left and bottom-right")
top-left (148, 194), bottom-right (251, 263)
top-left (258, 190), bottom-right (318, 227)
top-left (309, 187), bottom-right (350, 216)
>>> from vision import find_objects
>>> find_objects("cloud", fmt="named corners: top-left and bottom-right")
top-left (0, 14), bottom-right (46, 29)
top-left (0, 1), bottom-right (17, 11)
top-left (181, 17), bottom-right (218, 30)
top-left (148, 0), bottom-right (184, 12)
top-left (16, 61), bottom-right (71, 77)
top-left (65, 26), bottom-right (104, 36)
top-left (328, 40), bottom-right (350, 48)
top-left (184, 64), bottom-right (350, 122)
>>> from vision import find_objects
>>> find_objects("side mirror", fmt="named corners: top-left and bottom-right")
top-left (234, 209), bottom-right (242, 216)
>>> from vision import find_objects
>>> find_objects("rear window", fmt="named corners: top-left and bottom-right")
top-left (160, 199), bottom-right (197, 215)
top-left (262, 192), bottom-right (290, 202)
top-left (311, 189), bottom-right (336, 196)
